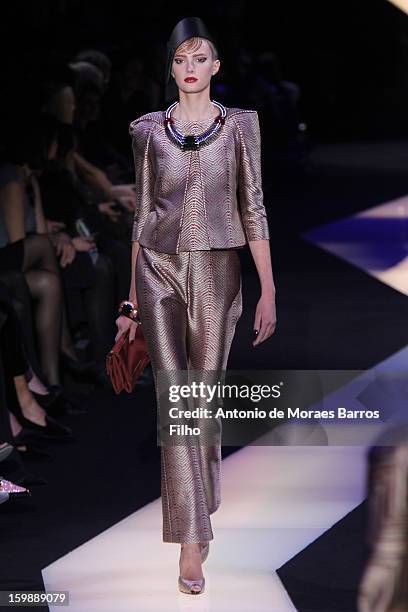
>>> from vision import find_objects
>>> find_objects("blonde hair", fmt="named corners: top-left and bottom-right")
top-left (175, 37), bottom-right (219, 61)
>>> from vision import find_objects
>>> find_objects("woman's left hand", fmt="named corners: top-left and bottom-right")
top-left (253, 294), bottom-right (276, 346)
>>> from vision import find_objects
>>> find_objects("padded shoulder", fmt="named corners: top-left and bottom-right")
top-left (227, 108), bottom-right (258, 124)
top-left (129, 111), bottom-right (164, 135)
top-left (228, 108), bottom-right (260, 138)
top-left (226, 107), bottom-right (257, 119)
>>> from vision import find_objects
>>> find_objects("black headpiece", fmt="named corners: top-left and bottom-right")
top-left (165, 16), bottom-right (217, 103)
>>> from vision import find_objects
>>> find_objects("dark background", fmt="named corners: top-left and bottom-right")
top-left (2, 0), bottom-right (408, 140)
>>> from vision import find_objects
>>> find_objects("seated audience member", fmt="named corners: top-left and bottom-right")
top-left (39, 68), bottom-right (136, 213)
top-left (38, 118), bottom-right (131, 375)
top-left (0, 113), bottom-right (98, 410)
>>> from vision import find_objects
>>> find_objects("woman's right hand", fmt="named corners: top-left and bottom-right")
top-left (72, 236), bottom-right (96, 252)
top-left (53, 232), bottom-right (76, 268)
top-left (59, 241), bottom-right (76, 268)
top-left (115, 314), bottom-right (139, 342)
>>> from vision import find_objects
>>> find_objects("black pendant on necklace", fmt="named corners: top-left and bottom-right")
top-left (182, 135), bottom-right (199, 151)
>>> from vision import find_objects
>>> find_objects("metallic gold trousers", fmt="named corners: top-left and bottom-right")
top-left (136, 246), bottom-right (243, 543)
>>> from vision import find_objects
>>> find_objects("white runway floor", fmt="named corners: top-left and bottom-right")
top-left (42, 440), bottom-right (367, 611)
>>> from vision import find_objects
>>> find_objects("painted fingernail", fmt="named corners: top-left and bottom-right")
top-left (254, 329), bottom-right (259, 335)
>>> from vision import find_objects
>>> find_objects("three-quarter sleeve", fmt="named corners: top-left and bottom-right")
top-left (129, 120), bottom-right (156, 242)
top-left (235, 111), bottom-right (270, 242)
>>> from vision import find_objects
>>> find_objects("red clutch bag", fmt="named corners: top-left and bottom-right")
top-left (106, 323), bottom-right (150, 394)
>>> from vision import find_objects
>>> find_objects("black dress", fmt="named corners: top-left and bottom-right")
top-left (0, 163), bottom-right (36, 271)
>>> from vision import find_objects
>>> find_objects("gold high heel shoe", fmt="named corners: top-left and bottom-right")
top-left (178, 544), bottom-right (205, 595)
top-left (178, 575), bottom-right (205, 595)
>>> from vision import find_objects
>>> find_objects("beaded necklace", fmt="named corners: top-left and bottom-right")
top-left (164, 100), bottom-right (226, 151)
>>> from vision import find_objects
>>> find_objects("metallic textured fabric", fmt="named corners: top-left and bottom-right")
top-left (129, 108), bottom-right (270, 253)
top-left (136, 246), bottom-right (242, 543)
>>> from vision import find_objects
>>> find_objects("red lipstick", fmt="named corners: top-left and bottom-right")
top-left (184, 77), bottom-right (197, 83)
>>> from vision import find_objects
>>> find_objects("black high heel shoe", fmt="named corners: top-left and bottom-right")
top-left (12, 426), bottom-right (52, 447)
top-left (17, 414), bottom-right (73, 441)
top-left (31, 386), bottom-right (61, 408)
top-left (16, 444), bottom-right (54, 462)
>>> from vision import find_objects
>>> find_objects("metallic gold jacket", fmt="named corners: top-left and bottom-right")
top-left (129, 108), bottom-right (270, 253)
